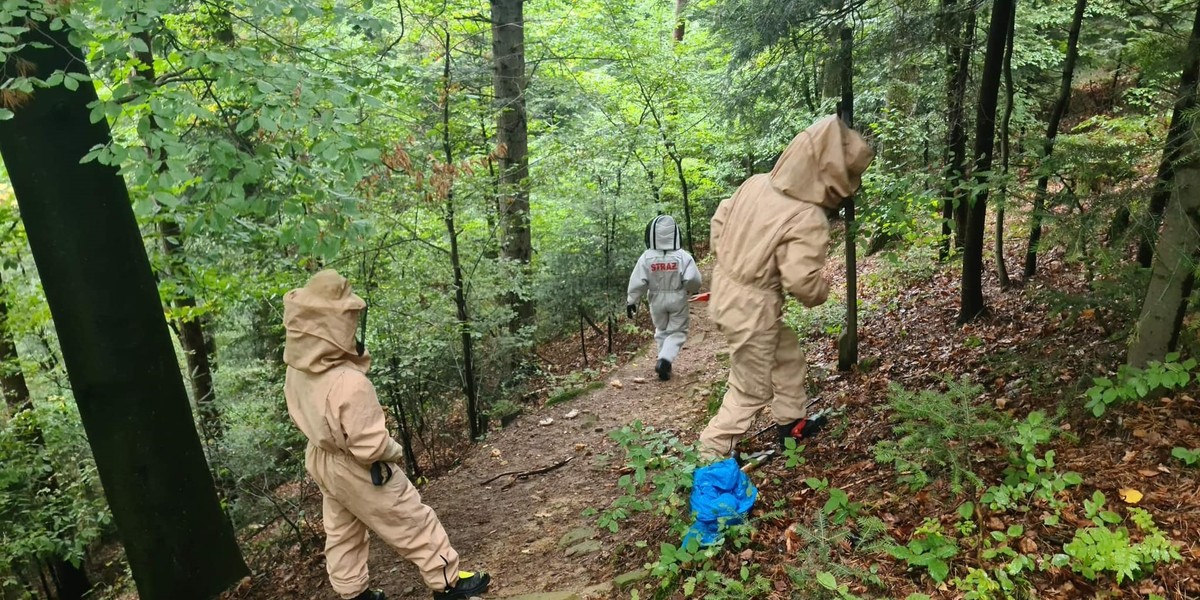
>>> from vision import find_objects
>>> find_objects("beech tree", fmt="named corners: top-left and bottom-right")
top-left (0, 18), bottom-right (247, 599)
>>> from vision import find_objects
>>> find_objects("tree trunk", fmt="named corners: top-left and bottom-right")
top-left (441, 31), bottom-right (482, 440)
top-left (134, 32), bottom-right (222, 441)
top-left (668, 151), bottom-right (695, 255)
top-left (1129, 34), bottom-right (1200, 366)
top-left (995, 0), bottom-right (1016, 290)
top-left (491, 0), bottom-right (534, 333)
top-left (959, 0), bottom-right (1014, 323)
top-left (1023, 0), bottom-right (1086, 277)
top-left (836, 26), bottom-right (858, 371)
top-left (942, 0), bottom-right (974, 256)
top-left (1136, 2), bottom-right (1200, 268)
top-left (0, 22), bottom-right (248, 599)
top-left (1128, 132), bottom-right (1200, 367)
top-left (674, 0), bottom-right (688, 42)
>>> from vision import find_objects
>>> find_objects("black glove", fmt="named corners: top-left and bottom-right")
top-left (626, 304), bottom-right (637, 319)
top-left (370, 461), bottom-right (393, 486)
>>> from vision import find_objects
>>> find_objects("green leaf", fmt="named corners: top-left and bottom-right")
top-left (928, 559), bottom-right (950, 582)
top-left (63, 75), bottom-right (79, 91)
top-left (957, 502), bottom-right (975, 520)
top-left (816, 572), bottom-right (838, 590)
top-left (354, 147), bottom-right (382, 161)
top-left (0, 108), bottom-right (12, 120)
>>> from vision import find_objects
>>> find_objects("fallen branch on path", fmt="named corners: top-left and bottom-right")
top-left (480, 456), bottom-right (575, 487)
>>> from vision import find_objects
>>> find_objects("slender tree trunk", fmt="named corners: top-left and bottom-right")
top-left (1023, 0), bottom-right (1087, 277)
top-left (674, 0), bottom-right (688, 42)
top-left (942, 0), bottom-right (974, 257)
top-left (669, 151), bottom-right (695, 255)
top-left (995, 0), bottom-right (1016, 290)
top-left (0, 21), bottom-right (247, 599)
top-left (440, 31), bottom-right (482, 440)
top-left (959, 0), bottom-right (1014, 323)
top-left (133, 32), bottom-right (222, 441)
top-left (1136, 3), bottom-right (1200, 268)
top-left (836, 26), bottom-right (859, 371)
top-left (491, 0), bottom-right (534, 333)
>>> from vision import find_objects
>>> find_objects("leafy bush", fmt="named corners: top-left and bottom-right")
top-left (981, 411), bottom-right (1083, 519)
top-left (874, 379), bottom-right (1010, 493)
top-left (0, 400), bottom-right (111, 594)
top-left (1085, 353), bottom-right (1197, 417)
top-left (888, 518), bottom-right (959, 583)
top-left (1059, 507), bottom-right (1182, 584)
top-left (589, 421), bottom-right (701, 533)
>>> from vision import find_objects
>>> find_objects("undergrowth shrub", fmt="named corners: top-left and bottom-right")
top-left (1085, 353), bottom-right (1197, 417)
top-left (1059, 506), bottom-right (1182, 584)
top-left (874, 379), bottom-right (1010, 493)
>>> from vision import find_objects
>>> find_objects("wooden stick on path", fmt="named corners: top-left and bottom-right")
top-left (480, 456), bottom-right (575, 486)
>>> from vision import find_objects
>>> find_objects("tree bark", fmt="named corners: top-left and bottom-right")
top-left (836, 26), bottom-right (858, 371)
top-left (0, 22), bottom-right (247, 599)
top-left (134, 31), bottom-right (222, 441)
top-left (1023, 0), bottom-right (1087, 277)
top-left (1136, 2), bottom-right (1200, 268)
top-left (959, 0), bottom-right (1014, 323)
top-left (942, 0), bottom-right (974, 256)
top-left (491, 0), bottom-right (534, 332)
top-left (995, 0), bottom-right (1016, 290)
top-left (674, 0), bottom-right (688, 42)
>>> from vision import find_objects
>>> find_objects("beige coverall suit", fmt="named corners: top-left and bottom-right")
top-left (283, 270), bottom-right (461, 599)
top-left (699, 116), bottom-right (874, 459)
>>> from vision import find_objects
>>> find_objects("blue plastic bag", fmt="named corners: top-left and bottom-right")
top-left (682, 458), bottom-right (757, 547)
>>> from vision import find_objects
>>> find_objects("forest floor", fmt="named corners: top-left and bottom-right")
top-left (227, 236), bottom-right (1200, 600)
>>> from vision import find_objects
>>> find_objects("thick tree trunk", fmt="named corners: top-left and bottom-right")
top-left (942, 0), bottom-right (974, 256)
top-left (959, 0), bottom-right (1014, 323)
top-left (1128, 132), bottom-right (1200, 367)
top-left (1136, 3), bottom-right (1200, 268)
top-left (1023, 0), bottom-right (1087, 277)
top-left (836, 26), bottom-right (858, 371)
top-left (995, 0), bottom-right (1016, 290)
top-left (0, 22), bottom-right (247, 599)
top-left (491, 0), bottom-right (534, 332)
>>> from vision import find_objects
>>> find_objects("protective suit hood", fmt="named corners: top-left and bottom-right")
top-left (283, 269), bottom-right (370, 374)
top-left (769, 115), bottom-right (875, 209)
top-left (645, 215), bottom-right (682, 251)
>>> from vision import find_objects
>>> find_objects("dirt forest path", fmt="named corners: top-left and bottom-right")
top-left (372, 273), bottom-right (727, 599)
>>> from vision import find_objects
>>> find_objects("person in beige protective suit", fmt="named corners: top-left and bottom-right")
top-left (283, 270), bottom-right (490, 600)
top-left (699, 115), bottom-right (874, 460)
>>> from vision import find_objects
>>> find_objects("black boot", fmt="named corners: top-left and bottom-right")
top-left (433, 571), bottom-right (490, 600)
top-left (777, 413), bottom-right (828, 448)
top-left (352, 589), bottom-right (386, 600)
top-left (655, 358), bottom-right (672, 381)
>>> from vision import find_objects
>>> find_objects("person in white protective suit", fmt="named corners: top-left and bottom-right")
top-left (283, 270), bottom-right (490, 600)
top-left (627, 215), bottom-right (702, 381)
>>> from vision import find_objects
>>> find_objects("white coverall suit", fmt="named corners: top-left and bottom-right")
top-left (699, 116), bottom-right (874, 459)
top-left (283, 270), bottom-right (463, 598)
top-left (627, 215), bottom-right (702, 365)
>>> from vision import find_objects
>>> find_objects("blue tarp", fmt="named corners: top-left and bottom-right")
top-left (682, 458), bottom-right (758, 547)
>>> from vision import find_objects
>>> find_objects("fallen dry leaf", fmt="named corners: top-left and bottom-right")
top-left (564, 409), bottom-right (580, 419)
top-left (1137, 469), bottom-right (1161, 478)
top-left (739, 549), bottom-right (754, 561)
top-left (1019, 537), bottom-right (1037, 554)
top-left (491, 448), bottom-right (502, 458)
top-left (632, 377), bottom-right (648, 384)
top-left (1121, 450), bottom-right (1137, 463)
top-left (1119, 488), bottom-right (1143, 504)
top-left (574, 443), bottom-right (587, 452)
top-left (538, 417), bottom-right (554, 426)
top-left (609, 379), bottom-right (623, 389)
